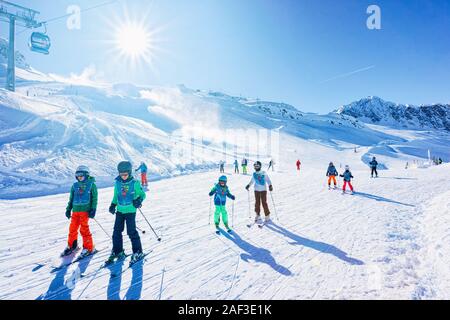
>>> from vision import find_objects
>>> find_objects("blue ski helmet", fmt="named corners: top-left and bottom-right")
top-left (218, 175), bottom-right (227, 184)
top-left (117, 161), bottom-right (132, 175)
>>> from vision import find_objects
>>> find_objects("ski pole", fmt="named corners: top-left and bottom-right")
top-left (209, 197), bottom-right (212, 225)
top-left (269, 192), bottom-right (280, 221)
top-left (138, 208), bottom-right (162, 242)
top-left (232, 200), bottom-right (235, 228)
top-left (93, 218), bottom-right (111, 238)
top-left (136, 226), bottom-right (147, 234)
top-left (247, 190), bottom-right (251, 219)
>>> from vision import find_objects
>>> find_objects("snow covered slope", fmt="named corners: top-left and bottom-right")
top-left (0, 156), bottom-right (449, 300)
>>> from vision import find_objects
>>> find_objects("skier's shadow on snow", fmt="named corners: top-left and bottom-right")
top-left (36, 254), bottom-right (94, 300)
top-left (265, 223), bottom-right (364, 266)
top-left (106, 259), bottom-right (144, 300)
top-left (354, 192), bottom-right (415, 207)
top-left (219, 229), bottom-right (292, 276)
top-left (125, 260), bottom-right (144, 300)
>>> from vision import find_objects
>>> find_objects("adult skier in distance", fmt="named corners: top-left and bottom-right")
top-left (63, 165), bottom-right (97, 258)
top-left (209, 176), bottom-right (236, 234)
top-left (326, 162), bottom-right (339, 189)
top-left (246, 161), bottom-right (273, 224)
top-left (268, 159), bottom-right (275, 172)
top-left (340, 165), bottom-right (355, 194)
top-left (135, 161), bottom-right (148, 188)
top-left (234, 159), bottom-right (240, 174)
top-left (296, 159), bottom-right (301, 171)
top-left (107, 161), bottom-right (147, 265)
top-left (219, 160), bottom-right (225, 173)
top-left (370, 157), bottom-right (379, 178)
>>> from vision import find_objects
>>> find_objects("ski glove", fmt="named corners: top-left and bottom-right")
top-left (245, 185), bottom-right (250, 191)
top-left (231, 195), bottom-right (236, 201)
top-left (269, 185), bottom-right (274, 192)
top-left (109, 204), bottom-right (117, 215)
top-left (133, 197), bottom-right (143, 209)
top-left (89, 209), bottom-right (96, 219)
top-left (65, 209), bottom-right (72, 220)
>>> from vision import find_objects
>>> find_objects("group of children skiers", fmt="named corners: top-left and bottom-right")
top-left (63, 156), bottom-right (379, 265)
top-left (63, 161), bottom-right (149, 266)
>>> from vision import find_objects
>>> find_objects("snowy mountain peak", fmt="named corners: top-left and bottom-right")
top-left (335, 96), bottom-right (450, 131)
top-left (0, 38), bottom-right (30, 70)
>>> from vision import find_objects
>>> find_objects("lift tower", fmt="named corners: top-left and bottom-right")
top-left (0, 1), bottom-right (42, 91)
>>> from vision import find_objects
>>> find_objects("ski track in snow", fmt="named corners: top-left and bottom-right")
top-left (0, 156), bottom-right (449, 300)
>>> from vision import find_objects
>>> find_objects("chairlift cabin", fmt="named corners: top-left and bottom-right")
top-left (29, 32), bottom-right (51, 55)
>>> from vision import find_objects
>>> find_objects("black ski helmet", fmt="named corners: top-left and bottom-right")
top-left (254, 161), bottom-right (262, 171)
top-left (117, 161), bottom-right (132, 175)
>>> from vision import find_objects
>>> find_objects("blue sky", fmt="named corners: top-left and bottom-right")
top-left (1, 0), bottom-right (449, 113)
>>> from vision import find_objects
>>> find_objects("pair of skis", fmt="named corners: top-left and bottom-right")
top-left (103, 251), bottom-right (153, 278)
top-left (52, 248), bottom-right (100, 271)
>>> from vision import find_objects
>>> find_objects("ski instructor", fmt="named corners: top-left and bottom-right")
top-left (246, 161), bottom-right (273, 224)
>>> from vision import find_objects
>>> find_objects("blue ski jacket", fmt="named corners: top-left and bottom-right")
top-left (326, 165), bottom-right (338, 176)
top-left (340, 170), bottom-right (354, 182)
top-left (369, 160), bottom-right (378, 169)
top-left (209, 184), bottom-right (235, 206)
top-left (136, 163), bottom-right (148, 173)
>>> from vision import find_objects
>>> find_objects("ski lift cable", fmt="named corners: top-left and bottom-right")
top-left (15, 0), bottom-right (120, 35)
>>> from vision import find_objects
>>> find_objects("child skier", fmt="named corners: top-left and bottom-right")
top-left (63, 165), bottom-right (97, 258)
top-left (246, 161), bottom-right (273, 224)
top-left (234, 159), bottom-right (240, 174)
top-left (242, 158), bottom-right (248, 175)
top-left (209, 176), bottom-right (236, 234)
top-left (370, 157), bottom-right (378, 178)
top-left (135, 161), bottom-right (148, 188)
top-left (326, 162), bottom-right (339, 189)
top-left (340, 165), bottom-right (354, 194)
top-left (107, 161), bottom-right (147, 265)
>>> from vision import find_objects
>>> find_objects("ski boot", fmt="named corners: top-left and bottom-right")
top-left (78, 248), bottom-right (97, 260)
top-left (61, 240), bottom-right (78, 257)
top-left (215, 225), bottom-right (221, 235)
top-left (255, 215), bottom-right (262, 224)
top-left (105, 250), bottom-right (126, 266)
top-left (130, 252), bottom-right (145, 266)
top-left (225, 224), bottom-right (232, 234)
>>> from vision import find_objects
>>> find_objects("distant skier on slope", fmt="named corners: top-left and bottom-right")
top-left (63, 165), bottom-right (97, 257)
top-left (234, 159), bottom-right (240, 174)
top-left (296, 159), bottom-right (301, 171)
top-left (209, 176), bottom-right (235, 234)
top-left (246, 161), bottom-right (273, 224)
top-left (135, 161), bottom-right (148, 188)
top-left (107, 161), bottom-right (146, 265)
top-left (268, 159), bottom-right (275, 172)
top-left (219, 160), bottom-right (225, 173)
top-left (340, 165), bottom-right (354, 194)
top-left (242, 158), bottom-right (248, 175)
top-left (370, 157), bottom-right (379, 178)
top-left (326, 162), bottom-right (339, 189)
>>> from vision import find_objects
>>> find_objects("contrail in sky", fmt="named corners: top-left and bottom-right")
top-left (320, 65), bottom-right (376, 84)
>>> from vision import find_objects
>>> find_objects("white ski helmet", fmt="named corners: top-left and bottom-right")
top-left (75, 165), bottom-right (90, 176)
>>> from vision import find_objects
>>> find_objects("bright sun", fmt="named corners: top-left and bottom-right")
top-left (115, 24), bottom-right (150, 58)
